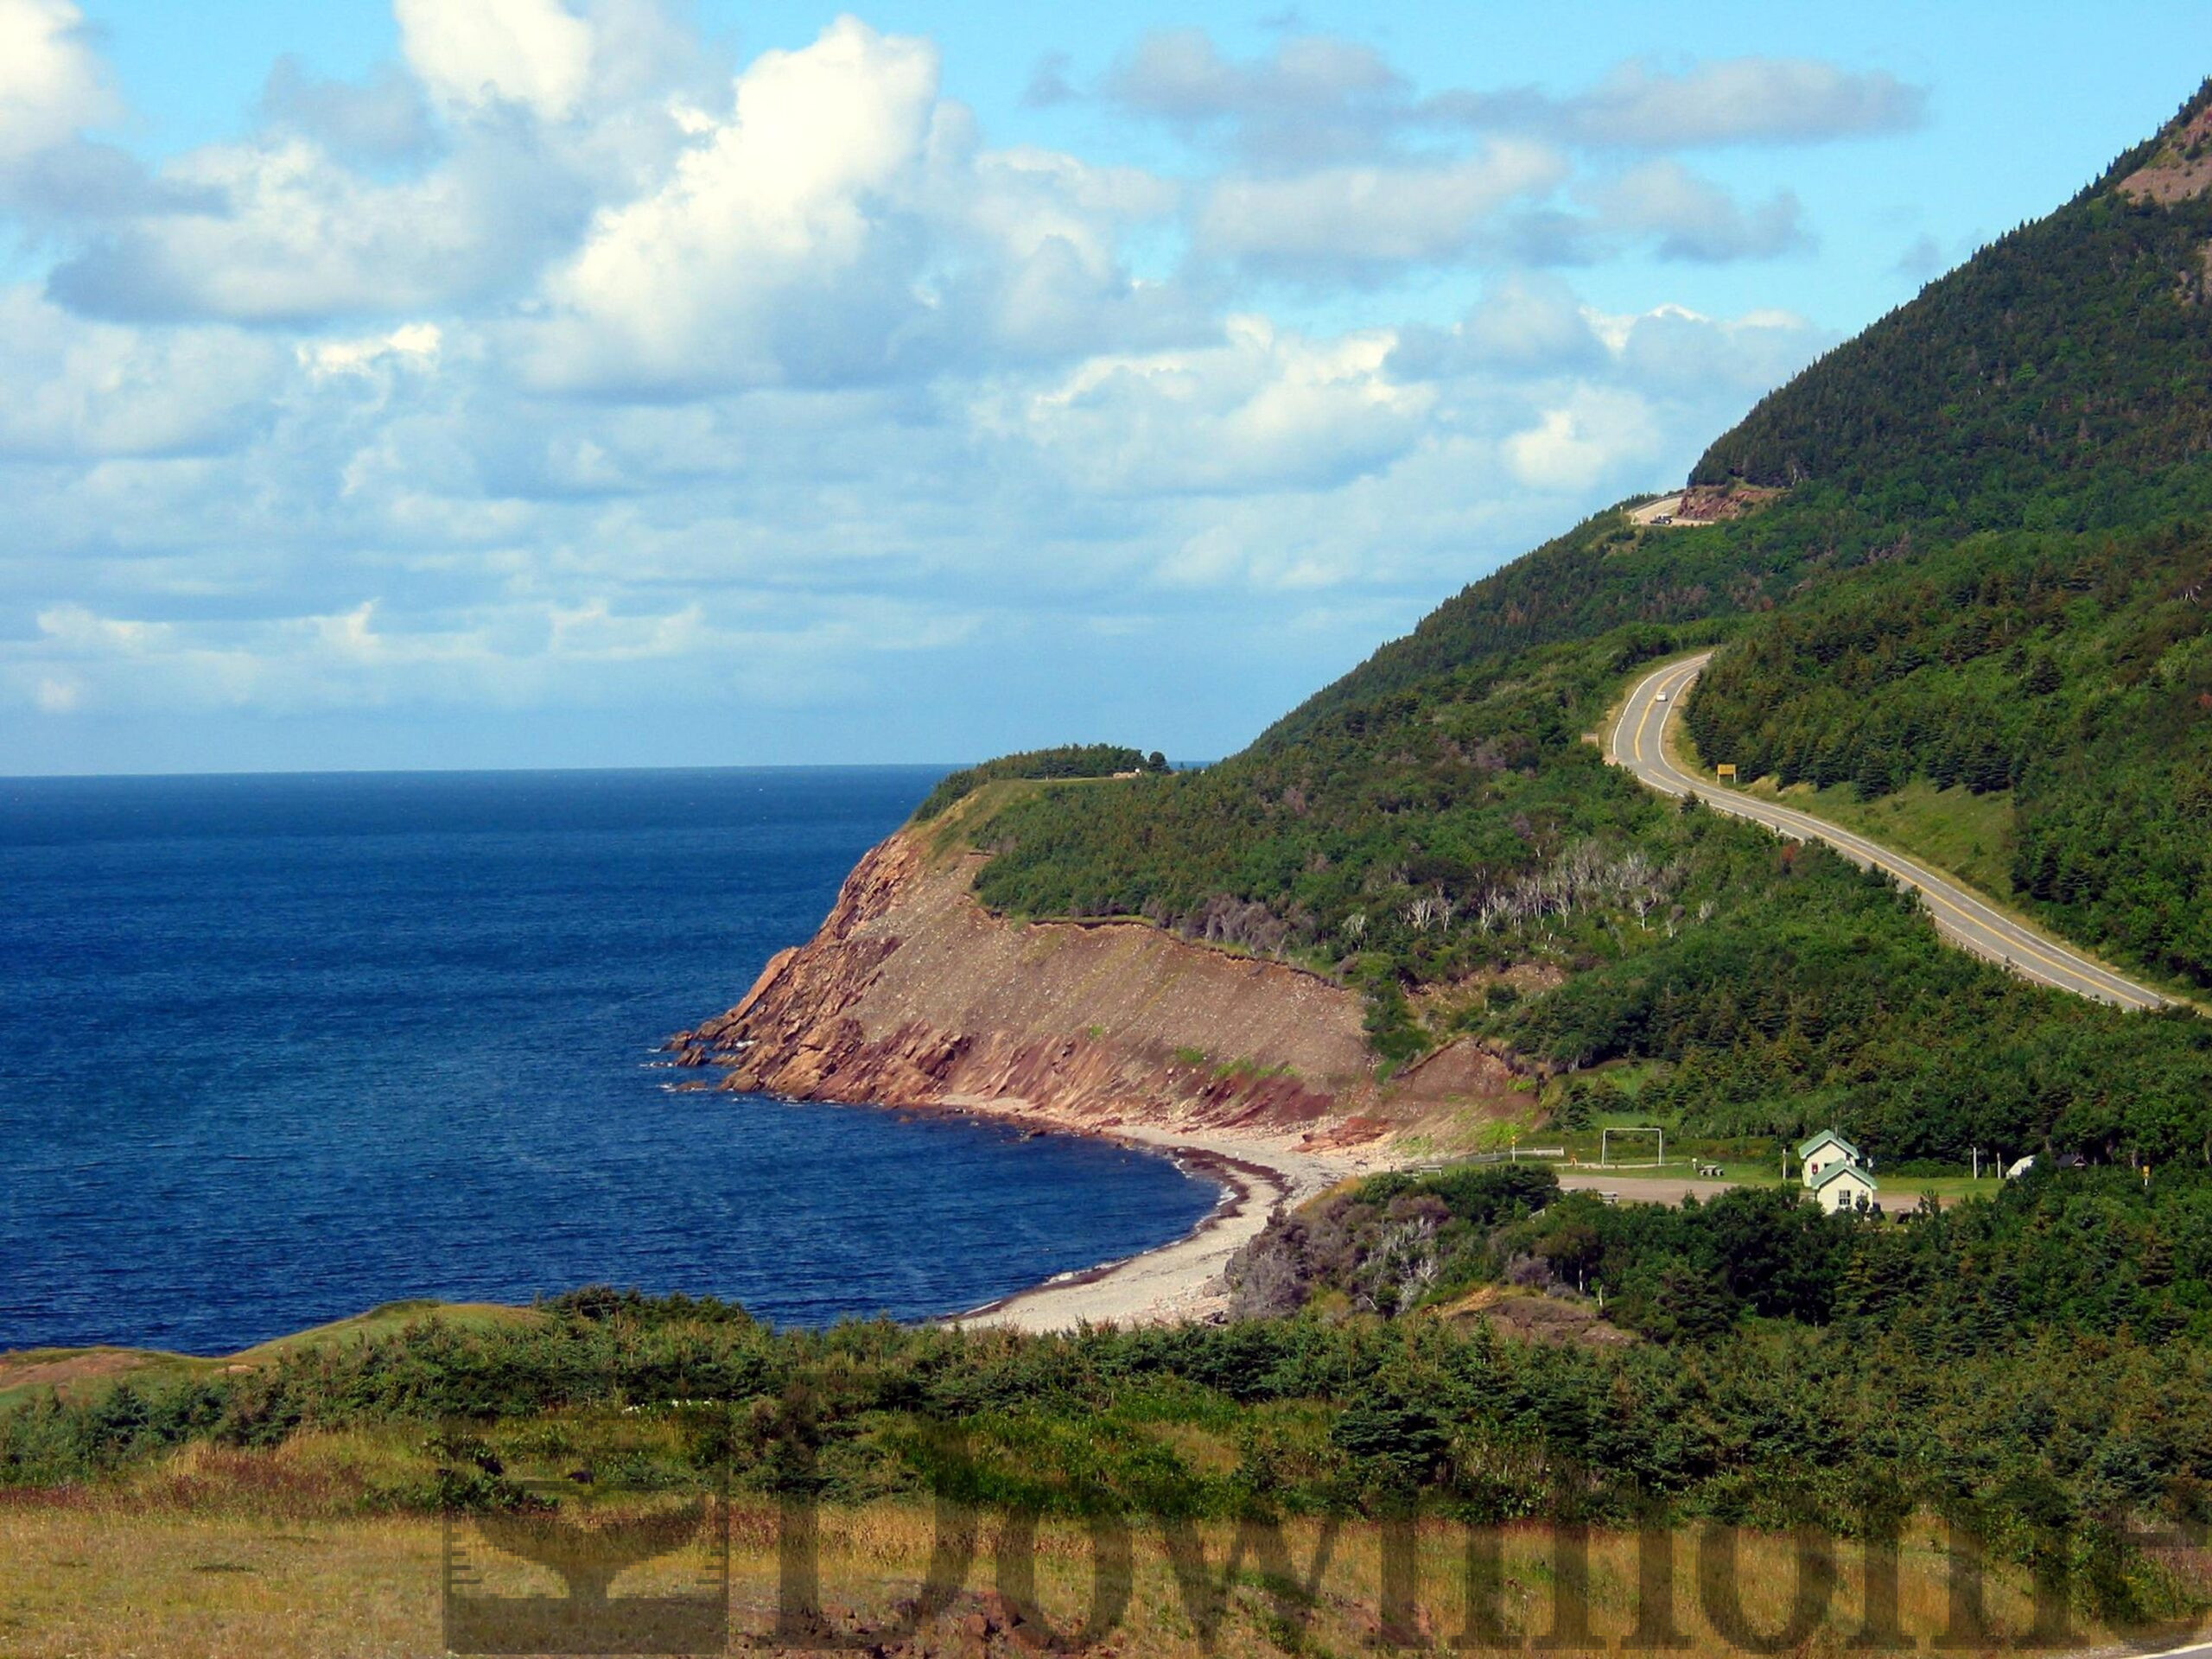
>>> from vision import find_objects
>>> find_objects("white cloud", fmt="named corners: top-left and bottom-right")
top-left (1608, 301), bottom-right (1823, 396)
top-left (1077, 33), bottom-right (1897, 283)
top-left (1391, 273), bottom-right (1606, 378)
top-left (966, 146), bottom-right (1179, 250)
top-left (0, 5), bottom-right (1860, 763)
top-left (0, 0), bottom-right (112, 163)
top-left (1109, 29), bottom-right (1402, 124)
top-left (0, 287), bottom-right (284, 460)
top-left (1103, 29), bottom-right (1410, 165)
top-left (12, 587), bottom-right (983, 719)
top-left (48, 131), bottom-right (588, 322)
top-left (1391, 285), bottom-right (1824, 411)
top-left (302, 322), bottom-right (443, 380)
top-left (1556, 57), bottom-right (1927, 148)
top-left (1438, 56), bottom-right (1927, 149)
top-left (1461, 275), bottom-right (1606, 366)
top-left (525, 17), bottom-right (943, 390)
top-left (1007, 315), bottom-right (1433, 495)
top-left (1197, 143), bottom-right (1567, 273)
top-left (395, 0), bottom-right (595, 121)
top-left (916, 138), bottom-right (1186, 363)
top-left (259, 57), bottom-right (433, 161)
top-left (1103, 34), bottom-right (1925, 163)
top-left (1503, 386), bottom-right (1662, 492)
top-left (44, 0), bottom-right (721, 325)
top-left (1587, 160), bottom-right (1808, 262)
top-left (521, 17), bottom-right (1189, 391)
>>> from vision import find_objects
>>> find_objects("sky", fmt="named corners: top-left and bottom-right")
top-left (0, 2), bottom-right (2203, 774)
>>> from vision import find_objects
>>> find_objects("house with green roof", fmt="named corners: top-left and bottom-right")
top-left (1797, 1128), bottom-right (1878, 1212)
top-left (1810, 1160), bottom-right (1878, 1213)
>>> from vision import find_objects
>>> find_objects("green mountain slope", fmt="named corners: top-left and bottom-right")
top-left (932, 86), bottom-right (2212, 1166)
top-left (1261, 81), bottom-right (2212, 758)
top-left (1684, 524), bottom-right (2212, 986)
top-left (1665, 87), bottom-right (2212, 991)
top-left (1693, 79), bottom-right (2212, 516)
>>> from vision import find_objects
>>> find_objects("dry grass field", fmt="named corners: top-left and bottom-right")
top-left (0, 1439), bottom-right (2186, 1658)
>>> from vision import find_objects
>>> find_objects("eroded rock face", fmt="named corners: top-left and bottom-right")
top-left (672, 831), bottom-right (1520, 1139)
top-left (2120, 105), bottom-right (2212, 204)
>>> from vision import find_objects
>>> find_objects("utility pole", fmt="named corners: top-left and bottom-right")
top-left (1971, 1146), bottom-right (1980, 1180)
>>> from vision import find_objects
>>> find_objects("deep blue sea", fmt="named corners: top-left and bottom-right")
top-left (0, 768), bottom-right (1217, 1355)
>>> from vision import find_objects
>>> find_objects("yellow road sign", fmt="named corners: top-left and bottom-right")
top-left (1717, 763), bottom-right (1738, 779)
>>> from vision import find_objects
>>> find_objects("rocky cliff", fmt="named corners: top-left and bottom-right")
top-left (672, 829), bottom-right (1526, 1149)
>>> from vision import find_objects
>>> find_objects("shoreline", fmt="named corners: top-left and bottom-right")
top-left (0, 1113), bottom-right (1753, 1368)
top-left (4, 1099), bottom-right (1386, 1363)
top-left (677, 1073), bottom-right (1392, 1329)
top-left (925, 1111), bottom-right (1770, 1330)
top-left (920, 1106), bottom-right (1382, 1332)
top-left (943, 1147), bottom-right (1260, 1329)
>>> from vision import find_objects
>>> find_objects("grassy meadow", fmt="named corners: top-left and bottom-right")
top-left (0, 1461), bottom-right (2164, 1658)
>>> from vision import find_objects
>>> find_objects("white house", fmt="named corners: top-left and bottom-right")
top-left (1796, 1128), bottom-right (1865, 1188)
top-left (1812, 1162), bottom-right (1880, 1213)
top-left (1798, 1128), bottom-right (1879, 1212)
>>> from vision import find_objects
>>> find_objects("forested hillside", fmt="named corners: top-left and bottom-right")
top-left (1684, 524), bottom-right (2212, 986)
top-left (1231, 1160), bottom-right (2212, 1348)
top-left (926, 85), bottom-right (2212, 1167)
top-left (1692, 79), bottom-right (2212, 519)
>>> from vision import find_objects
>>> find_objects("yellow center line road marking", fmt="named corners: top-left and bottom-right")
top-left (1608, 658), bottom-right (2165, 1012)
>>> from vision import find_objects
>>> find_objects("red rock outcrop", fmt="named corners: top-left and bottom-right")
top-left (672, 830), bottom-right (1524, 1141)
top-left (2120, 104), bottom-right (2212, 204)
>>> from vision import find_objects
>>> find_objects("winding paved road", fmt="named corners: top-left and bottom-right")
top-left (1608, 654), bottom-right (2169, 1012)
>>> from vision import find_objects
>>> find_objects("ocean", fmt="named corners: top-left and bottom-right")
top-left (0, 767), bottom-right (1217, 1354)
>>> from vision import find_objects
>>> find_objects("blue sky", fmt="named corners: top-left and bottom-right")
top-left (0, 1), bottom-right (2202, 774)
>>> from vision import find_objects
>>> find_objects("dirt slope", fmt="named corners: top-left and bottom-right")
top-left (2120, 104), bottom-right (2212, 203)
top-left (672, 830), bottom-right (1525, 1147)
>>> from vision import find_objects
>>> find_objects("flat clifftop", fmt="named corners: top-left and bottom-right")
top-left (673, 830), bottom-right (1524, 1147)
